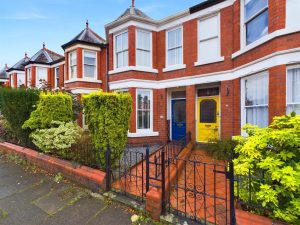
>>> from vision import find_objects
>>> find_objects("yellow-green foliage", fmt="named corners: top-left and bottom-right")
top-left (82, 91), bottom-right (132, 166)
top-left (30, 121), bottom-right (82, 156)
top-left (23, 92), bottom-right (73, 130)
top-left (233, 114), bottom-right (300, 224)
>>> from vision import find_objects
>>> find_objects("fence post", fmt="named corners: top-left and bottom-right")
top-left (228, 159), bottom-right (236, 225)
top-left (105, 145), bottom-right (111, 192)
top-left (146, 145), bottom-right (150, 192)
top-left (161, 146), bottom-right (166, 214)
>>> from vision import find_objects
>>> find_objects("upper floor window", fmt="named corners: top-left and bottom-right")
top-left (115, 31), bottom-right (128, 69)
top-left (27, 68), bottom-right (32, 88)
top-left (244, 0), bottom-right (268, 45)
top-left (83, 51), bottom-right (96, 79)
top-left (198, 14), bottom-right (220, 62)
top-left (136, 29), bottom-right (151, 67)
top-left (242, 72), bottom-right (269, 128)
top-left (55, 67), bottom-right (60, 88)
top-left (287, 67), bottom-right (300, 115)
top-left (69, 51), bottom-right (77, 79)
top-left (167, 27), bottom-right (183, 67)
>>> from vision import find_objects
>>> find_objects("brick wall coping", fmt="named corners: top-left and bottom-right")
top-left (0, 142), bottom-right (106, 192)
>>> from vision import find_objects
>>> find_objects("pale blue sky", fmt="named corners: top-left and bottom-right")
top-left (0, 0), bottom-right (205, 68)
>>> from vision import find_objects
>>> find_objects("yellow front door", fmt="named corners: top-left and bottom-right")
top-left (197, 96), bottom-right (220, 142)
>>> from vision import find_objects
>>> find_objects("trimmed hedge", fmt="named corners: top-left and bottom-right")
top-left (0, 88), bottom-right (39, 146)
top-left (23, 92), bottom-right (73, 130)
top-left (82, 91), bottom-right (132, 167)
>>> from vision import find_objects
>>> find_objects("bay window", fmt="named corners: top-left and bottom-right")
top-left (287, 67), bottom-right (300, 114)
top-left (242, 72), bottom-right (269, 128)
top-left (244, 0), bottom-right (268, 45)
top-left (69, 51), bottom-right (77, 79)
top-left (17, 74), bottom-right (25, 87)
top-left (115, 31), bottom-right (128, 68)
top-left (84, 51), bottom-right (96, 78)
top-left (136, 29), bottom-right (151, 67)
top-left (36, 67), bottom-right (47, 89)
top-left (55, 67), bottom-right (60, 88)
top-left (167, 27), bottom-right (183, 67)
top-left (137, 89), bottom-right (152, 131)
top-left (198, 14), bottom-right (221, 63)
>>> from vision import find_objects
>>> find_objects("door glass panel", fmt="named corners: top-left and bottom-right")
top-left (198, 88), bottom-right (219, 97)
top-left (171, 91), bottom-right (186, 99)
top-left (173, 101), bottom-right (186, 123)
top-left (200, 99), bottom-right (216, 123)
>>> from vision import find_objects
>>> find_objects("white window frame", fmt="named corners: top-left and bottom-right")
top-left (241, 0), bottom-right (269, 47)
top-left (36, 67), bottom-right (48, 89)
top-left (17, 73), bottom-right (25, 87)
top-left (165, 26), bottom-right (184, 68)
top-left (196, 13), bottom-right (224, 65)
top-left (136, 29), bottom-right (152, 68)
top-left (136, 89), bottom-right (153, 133)
top-left (114, 30), bottom-right (129, 69)
top-left (83, 50), bottom-right (97, 80)
top-left (69, 51), bottom-right (77, 79)
top-left (54, 67), bottom-right (60, 88)
top-left (27, 68), bottom-right (32, 88)
top-left (286, 65), bottom-right (300, 114)
top-left (241, 71), bottom-right (269, 132)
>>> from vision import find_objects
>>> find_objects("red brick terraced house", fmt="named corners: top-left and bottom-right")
top-left (24, 43), bottom-right (65, 89)
top-left (105, 0), bottom-right (300, 145)
top-left (5, 0), bottom-right (300, 145)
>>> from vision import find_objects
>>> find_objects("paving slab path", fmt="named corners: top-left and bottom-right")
top-left (0, 154), bottom-right (135, 225)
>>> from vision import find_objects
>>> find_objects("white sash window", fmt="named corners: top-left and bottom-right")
top-left (287, 67), bottom-right (300, 115)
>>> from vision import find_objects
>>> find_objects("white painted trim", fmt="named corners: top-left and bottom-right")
top-left (165, 26), bottom-right (184, 68)
top-left (136, 89), bottom-right (154, 133)
top-left (0, 79), bottom-right (8, 82)
top-left (82, 49), bottom-right (97, 79)
top-left (70, 88), bottom-right (100, 94)
top-left (109, 21), bottom-right (157, 35)
top-left (25, 64), bottom-right (50, 69)
top-left (109, 66), bottom-right (158, 74)
top-left (65, 44), bottom-right (101, 53)
top-left (163, 64), bottom-right (186, 73)
top-left (194, 56), bottom-right (225, 67)
top-left (7, 71), bottom-right (25, 75)
top-left (128, 131), bottom-right (159, 138)
top-left (64, 78), bottom-right (102, 84)
top-left (109, 47), bottom-right (300, 90)
top-left (135, 28), bottom-right (153, 68)
top-left (51, 61), bottom-right (65, 67)
top-left (234, 25), bottom-right (300, 59)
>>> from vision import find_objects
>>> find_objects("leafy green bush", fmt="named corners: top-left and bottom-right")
top-left (206, 138), bottom-right (238, 160)
top-left (23, 92), bottom-right (73, 130)
top-left (82, 91), bottom-right (132, 167)
top-left (0, 88), bottom-right (39, 146)
top-left (30, 121), bottom-right (82, 157)
top-left (233, 113), bottom-right (300, 224)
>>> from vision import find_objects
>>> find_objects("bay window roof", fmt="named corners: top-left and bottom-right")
top-left (7, 54), bottom-right (30, 72)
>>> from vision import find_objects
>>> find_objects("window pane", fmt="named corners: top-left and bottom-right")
top-left (175, 28), bottom-right (182, 47)
top-left (71, 66), bottom-right (77, 78)
top-left (245, 74), bottom-right (268, 106)
top-left (245, 0), bottom-right (268, 21)
top-left (287, 104), bottom-right (300, 115)
top-left (84, 65), bottom-right (95, 78)
top-left (137, 50), bottom-right (151, 67)
top-left (173, 101), bottom-right (186, 123)
top-left (84, 52), bottom-right (96, 65)
top-left (137, 111), bottom-right (150, 129)
top-left (199, 15), bottom-right (218, 40)
top-left (168, 30), bottom-right (176, 49)
top-left (246, 106), bottom-right (268, 128)
top-left (123, 50), bottom-right (128, 67)
top-left (287, 68), bottom-right (300, 103)
top-left (200, 99), bottom-right (217, 123)
top-left (168, 49), bottom-right (176, 66)
top-left (199, 37), bottom-right (219, 61)
top-left (122, 32), bottom-right (128, 50)
top-left (137, 90), bottom-right (151, 130)
top-left (175, 47), bottom-right (182, 65)
top-left (116, 35), bottom-right (122, 52)
top-left (246, 10), bottom-right (268, 45)
top-left (117, 52), bottom-right (123, 68)
top-left (137, 30), bottom-right (150, 50)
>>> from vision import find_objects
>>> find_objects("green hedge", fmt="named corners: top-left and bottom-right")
top-left (0, 88), bottom-right (40, 146)
top-left (23, 92), bottom-right (73, 130)
top-left (82, 91), bottom-right (132, 167)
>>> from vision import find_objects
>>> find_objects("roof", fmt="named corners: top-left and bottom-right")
top-left (62, 22), bottom-right (106, 49)
top-left (7, 55), bottom-right (30, 72)
top-left (26, 46), bottom-right (64, 65)
top-left (0, 66), bottom-right (9, 79)
top-left (190, 0), bottom-right (226, 14)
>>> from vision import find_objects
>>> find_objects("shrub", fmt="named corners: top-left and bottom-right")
top-left (206, 138), bottom-right (238, 160)
top-left (233, 113), bottom-right (300, 224)
top-left (82, 91), bottom-right (132, 167)
top-left (23, 92), bottom-right (73, 130)
top-left (30, 121), bottom-right (82, 157)
top-left (0, 88), bottom-right (39, 146)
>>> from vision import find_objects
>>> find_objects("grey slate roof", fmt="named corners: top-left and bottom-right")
top-left (27, 48), bottom-right (64, 65)
top-left (62, 23), bottom-right (106, 49)
top-left (7, 56), bottom-right (30, 72)
top-left (116, 7), bottom-right (153, 21)
top-left (0, 67), bottom-right (9, 79)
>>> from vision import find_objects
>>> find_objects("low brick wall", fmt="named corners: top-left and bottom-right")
top-left (0, 142), bottom-right (106, 192)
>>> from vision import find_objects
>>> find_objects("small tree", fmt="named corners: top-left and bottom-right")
top-left (23, 92), bottom-right (73, 130)
top-left (82, 91), bottom-right (132, 167)
top-left (233, 113), bottom-right (300, 224)
top-left (0, 88), bottom-right (39, 146)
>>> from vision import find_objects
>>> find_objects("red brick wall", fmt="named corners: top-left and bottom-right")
top-left (109, 34), bottom-right (114, 71)
top-left (128, 87), bottom-right (136, 133)
top-left (128, 26), bottom-right (136, 67)
top-left (65, 52), bottom-right (69, 80)
top-left (59, 64), bottom-right (64, 88)
top-left (31, 66), bottom-right (36, 87)
top-left (233, 0), bottom-right (241, 53)
top-left (77, 48), bottom-right (83, 78)
top-left (269, 65), bottom-right (287, 123)
top-left (269, 0), bottom-right (286, 33)
top-left (186, 85), bottom-right (196, 142)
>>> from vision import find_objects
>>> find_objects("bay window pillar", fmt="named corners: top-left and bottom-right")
top-left (31, 67), bottom-right (36, 87)
top-left (129, 87), bottom-right (137, 133)
top-left (186, 85), bottom-right (196, 142)
top-left (77, 48), bottom-right (83, 78)
top-left (128, 26), bottom-right (136, 67)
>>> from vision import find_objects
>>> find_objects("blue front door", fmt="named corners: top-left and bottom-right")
top-left (171, 99), bottom-right (186, 140)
